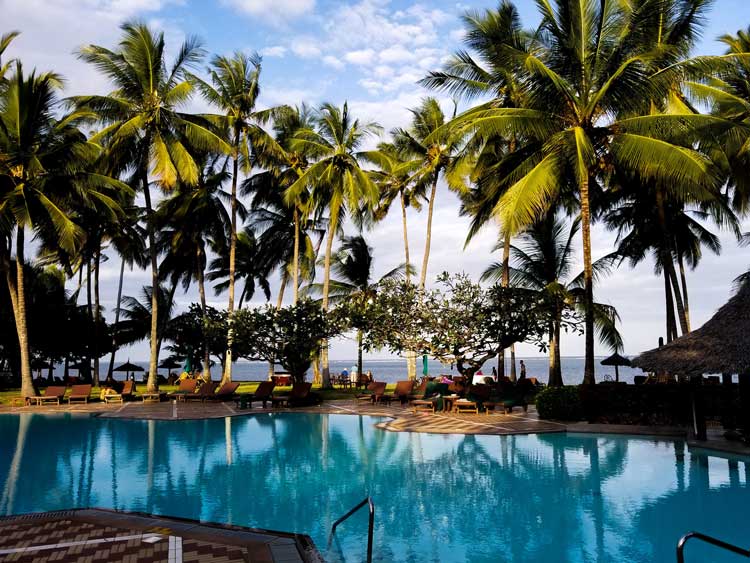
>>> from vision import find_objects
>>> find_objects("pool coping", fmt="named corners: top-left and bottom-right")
top-left (0, 507), bottom-right (324, 562)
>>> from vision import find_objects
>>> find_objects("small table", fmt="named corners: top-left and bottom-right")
top-left (442, 395), bottom-right (460, 412)
top-left (411, 399), bottom-right (435, 414)
top-left (453, 400), bottom-right (479, 414)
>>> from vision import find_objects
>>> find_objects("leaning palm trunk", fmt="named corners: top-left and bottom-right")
top-left (86, 259), bottom-right (93, 382)
top-left (141, 170), bottom-right (160, 392)
top-left (419, 178), bottom-right (438, 289)
top-left (292, 207), bottom-right (300, 304)
top-left (106, 258), bottom-right (126, 381)
top-left (222, 131), bottom-right (242, 386)
top-left (677, 253), bottom-right (691, 331)
top-left (500, 232), bottom-right (518, 381)
top-left (401, 191), bottom-right (418, 380)
top-left (655, 187), bottom-right (689, 335)
top-left (93, 243), bottom-right (102, 385)
top-left (580, 175), bottom-right (596, 385)
top-left (197, 248), bottom-right (211, 380)
top-left (10, 229), bottom-right (33, 397)
top-left (320, 206), bottom-right (340, 388)
top-left (664, 269), bottom-right (678, 342)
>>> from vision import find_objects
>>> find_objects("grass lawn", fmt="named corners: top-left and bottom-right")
top-left (0, 382), bottom-right (391, 405)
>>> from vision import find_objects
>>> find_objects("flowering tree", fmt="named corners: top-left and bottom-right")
top-left (166, 304), bottom-right (228, 372)
top-left (232, 299), bottom-right (342, 383)
top-left (363, 273), bottom-right (575, 378)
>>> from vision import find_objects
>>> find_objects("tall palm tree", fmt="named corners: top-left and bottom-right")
top-left (190, 51), bottom-right (285, 385)
top-left (77, 22), bottom-right (228, 391)
top-left (305, 235), bottom-right (408, 379)
top-left (286, 102), bottom-right (381, 387)
top-left (421, 1), bottom-right (538, 381)
top-left (0, 62), bottom-right (126, 397)
top-left (157, 156), bottom-right (231, 378)
top-left (363, 142), bottom-right (422, 282)
top-left (483, 212), bottom-right (621, 386)
top-left (444, 0), bottom-right (722, 383)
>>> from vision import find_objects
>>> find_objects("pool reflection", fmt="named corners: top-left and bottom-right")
top-left (0, 413), bottom-right (748, 562)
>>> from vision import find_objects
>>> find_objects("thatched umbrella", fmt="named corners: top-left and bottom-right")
top-left (632, 281), bottom-right (750, 376)
top-left (113, 361), bottom-right (144, 380)
top-left (600, 352), bottom-right (631, 383)
top-left (632, 281), bottom-right (750, 439)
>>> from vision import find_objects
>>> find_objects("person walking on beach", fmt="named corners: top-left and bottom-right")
top-left (519, 360), bottom-right (527, 380)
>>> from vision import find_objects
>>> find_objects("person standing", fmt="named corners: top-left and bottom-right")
top-left (519, 360), bottom-right (527, 380)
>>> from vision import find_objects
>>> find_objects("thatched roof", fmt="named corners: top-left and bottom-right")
top-left (632, 281), bottom-right (750, 375)
top-left (601, 352), bottom-right (631, 367)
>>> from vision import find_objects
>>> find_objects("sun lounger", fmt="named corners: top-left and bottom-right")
top-left (183, 381), bottom-right (217, 402)
top-left (385, 380), bottom-right (414, 405)
top-left (236, 381), bottom-right (276, 409)
top-left (453, 399), bottom-right (479, 414)
top-left (67, 384), bottom-right (92, 404)
top-left (355, 381), bottom-right (387, 404)
top-left (271, 382), bottom-right (314, 408)
top-left (204, 382), bottom-right (240, 402)
top-left (412, 399), bottom-right (436, 414)
top-left (27, 385), bottom-right (67, 406)
top-left (167, 379), bottom-right (198, 401)
top-left (407, 379), bottom-right (428, 401)
top-left (103, 380), bottom-right (136, 404)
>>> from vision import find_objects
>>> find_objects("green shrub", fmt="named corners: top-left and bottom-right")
top-left (535, 386), bottom-right (584, 421)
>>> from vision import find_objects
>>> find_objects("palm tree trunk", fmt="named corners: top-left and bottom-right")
top-left (548, 313), bottom-right (564, 387)
top-left (107, 258), bottom-right (126, 382)
top-left (93, 241), bottom-right (101, 386)
top-left (12, 228), bottom-right (33, 397)
top-left (268, 274), bottom-right (288, 379)
top-left (141, 169), bottom-right (160, 392)
top-left (500, 232), bottom-right (516, 381)
top-left (86, 258), bottom-right (93, 382)
top-left (197, 247), bottom-right (210, 380)
top-left (655, 187), bottom-right (689, 335)
top-left (357, 329), bottom-right (364, 384)
top-left (292, 207), bottom-right (300, 304)
top-left (580, 175), bottom-right (596, 385)
top-left (664, 269), bottom-right (678, 342)
top-left (223, 130), bottom-right (243, 385)
top-left (320, 205), bottom-right (340, 388)
top-left (419, 178), bottom-right (438, 290)
top-left (677, 252), bottom-right (691, 332)
top-left (401, 190), bottom-right (417, 380)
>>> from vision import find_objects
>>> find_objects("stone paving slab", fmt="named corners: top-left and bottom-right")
top-left (0, 509), bottom-right (321, 563)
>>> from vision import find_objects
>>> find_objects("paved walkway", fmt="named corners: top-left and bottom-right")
top-left (0, 508), bottom-right (321, 562)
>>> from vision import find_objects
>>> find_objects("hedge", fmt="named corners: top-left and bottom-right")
top-left (535, 386), bottom-right (584, 421)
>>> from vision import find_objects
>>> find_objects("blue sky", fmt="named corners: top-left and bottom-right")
top-left (4, 0), bottom-right (750, 363)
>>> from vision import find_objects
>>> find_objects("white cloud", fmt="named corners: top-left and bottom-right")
top-left (261, 45), bottom-right (287, 57)
top-left (322, 55), bottom-right (345, 70)
top-left (344, 49), bottom-right (376, 66)
top-left (222, 0), bottom-right (315, 20)
top-left (291, 38), bottom-right (321, 58)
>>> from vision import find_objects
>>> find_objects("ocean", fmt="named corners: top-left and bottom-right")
top-left (66, 356), bottom-right (645, 385)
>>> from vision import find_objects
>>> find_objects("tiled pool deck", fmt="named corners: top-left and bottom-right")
top-left (0, 508), bottom-right (321, 563)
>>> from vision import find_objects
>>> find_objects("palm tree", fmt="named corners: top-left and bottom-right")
top-left (363, 142), bottom-right (422, 282)
top-left (190, 51), bottom-right (285, 385)
top-left (0, 31), bottom-right (19, 84)
top-left (444, 0), bottom-right (722, 383)
top-left (77, 22), bottom-right (228, 391)
top-left (118, 285), bottom-right (177, 352)
top-left (286, 102), bottom-right (381, 387)
top-left (305, 235), bottom-right (408, 379)
top-left (0, 62), bottom-right (126, 397)
top-left (483, 212), bottom-right (621, 386)
top-left (157, 156), bottom-right (231, 379)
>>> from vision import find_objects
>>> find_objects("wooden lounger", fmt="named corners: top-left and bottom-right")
top-left (271, 382), bottom-right (313, 408)
top-left (30, 386), bottom-right (67, 406)
top-left (453, 400), bottom-right (478, 414)
top-left (411, 399), bottom-right (436, 414)
top-left (236, 381), bottom-right (276, 409)
top-left (68, 384), bottom-right (92, 404)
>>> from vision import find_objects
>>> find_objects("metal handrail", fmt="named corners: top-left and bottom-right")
top-left (328, 496), bottom-right (374, 563)
top-left (677, 531), bottom-right (750, 562)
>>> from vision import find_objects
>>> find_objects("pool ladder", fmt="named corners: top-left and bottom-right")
top-left (328, 496), bottom-right (374, 563)
top-left (677, 531), bottom-right (750, 562)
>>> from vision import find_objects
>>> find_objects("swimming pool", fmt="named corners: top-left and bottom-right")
top-left (0, 413), bottom-right (748, 562)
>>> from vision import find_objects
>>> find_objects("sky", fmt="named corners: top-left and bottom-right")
top-left (3, 0), bottom-right (750, 362)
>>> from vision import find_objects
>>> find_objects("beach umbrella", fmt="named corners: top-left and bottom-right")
top-left (184, 356), bottom-right (192, 373)
top-left (158, 358), bottom-right (181, 371)
top-left (600, 352), bottom-right (631, 383)
top-left (422, 355), bottom-right (429, 377)
top-left (113, 361), bottom-right (144, 379)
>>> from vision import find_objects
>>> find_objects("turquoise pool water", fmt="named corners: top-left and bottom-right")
top-left (0, 413), bottom-right (748, 562)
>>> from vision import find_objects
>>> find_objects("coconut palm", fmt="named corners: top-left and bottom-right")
top-left (189, 51), bottom-right (286, 384)
top-left (443, 0), bottom-right (722, 383)
top-left (0, 62), bottom-right (126, 396)
top-left (76, 22), bottom-right (228, 391)
top-left (157, 156), bottom-right (231, 378)
top-left (0, 31), bottom-right (19, 84)
top-left (362, 142), bottom-right (422, 282)
top-left (285, 102), bottom-right (381, 387)
top-left (482, 212), bottom-right (621, 386)
top-left (304, 235), bottom-right (409, 379)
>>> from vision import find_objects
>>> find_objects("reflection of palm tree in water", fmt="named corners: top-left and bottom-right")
top-left (0, 414), bottom-right (30, 514)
